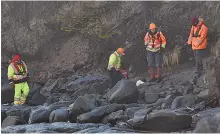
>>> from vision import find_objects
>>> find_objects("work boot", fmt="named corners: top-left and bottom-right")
top-left (155, 66), bottom-right (162, 83)
top-left (148, 67), bottom-right (155, 82)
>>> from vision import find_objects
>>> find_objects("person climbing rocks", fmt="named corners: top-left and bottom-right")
top-left (8, 54), bottom-right (30, 106)
top-left (107, 48), bottom-right (127, 88)
top-left (187, 17), bottom-right (208, 78)
top-left (144, 23), bottom-right (167, 83)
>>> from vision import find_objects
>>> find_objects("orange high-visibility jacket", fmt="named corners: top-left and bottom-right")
top-left (187, 18), bottom-right (208, 50)
top-left (144, 31), bottom-right (166, 52)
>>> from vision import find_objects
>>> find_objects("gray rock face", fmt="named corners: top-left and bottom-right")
top-left (161, 95), bottom-right (175, 109)
top-left (193, 113), bottom-right (220, 133)
top-left (49, 109), bottom-right (69, 123)
top-left (192, 108), bottom-right (220, 123)
top-left (107, 80), bottom-right (139, 104)
top-left (40, 79), bottom-right (58, 96)
top-left (77, 104), bottom-right (125, 123)
top-left (144, 90), bottom-right (158, 104)
top-left (2, 116), bottom-right (25, 128)
top-left (197, 89), bottom-right (209, 100)
top-left (125, 107), bottom-right (142, 119)
top-left (171, 94), bottom-right (195, 109)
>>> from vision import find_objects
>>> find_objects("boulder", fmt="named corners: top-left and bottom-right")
top-left (161, 95), bottom-right (175, 109)
top-left (171, 94), bottom-right (195, 109)
top-left (27, 89), bottom-right (47, 106)
top-left (193, 113), bottom-right (220, 133)
top-left (2, 116), bottom-right (25, 128)
top-left (125, 107), bottom-right (142, 119)
top-left (88, 82), bottom-right (108, 95)
top-left (177, 81), bottom-right (193, 95)
top-left (107, 80), bottom-right (139, 104)
top-left (49, 109), bottom-right (69, 123)
top-left (77, 104), bottom-right (125, 123)
top-left (1, 111), bottom-right (7, 123)
top-left (129, 109), bottom-right (192, 132)
top-left (69, 95), bottom-right (99, 122)
top-left (197, 89), bottom-right (209, 100)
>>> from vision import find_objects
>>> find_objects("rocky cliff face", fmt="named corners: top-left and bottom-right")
top-left (2, 1), bottom-right (220, 79)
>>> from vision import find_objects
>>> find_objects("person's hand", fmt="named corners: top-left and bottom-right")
top-left (160, 47), bottom-right (165, 53)
top-left (10, 83), bottom-right (15, 89)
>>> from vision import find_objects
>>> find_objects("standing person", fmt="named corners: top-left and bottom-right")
top-left (144, 23), bottom-right (166, 82)
top-left (187, 17), bottom-right (208, 78)
top-left (107, 48), bottom-right (126, 88)
top-left (8, 54), bottom-right (30, 105)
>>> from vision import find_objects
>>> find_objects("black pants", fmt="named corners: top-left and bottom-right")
top-left (193, 49), bottom-right (206, 75)
top-left (108, 69), bottom-right (124, 88)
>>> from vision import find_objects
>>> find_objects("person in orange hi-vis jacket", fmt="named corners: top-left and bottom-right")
top-left (187, 17), bottom-right (208, 78)
top-left (144, 23), bottom-right (166, 83)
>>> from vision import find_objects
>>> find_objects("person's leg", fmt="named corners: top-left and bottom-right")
top-left (108, 69), bottom-right (115, 88)
top-left (147, 51), bottom-right (155, 81)
top-left (20, 82), bottom-right (30, 105)
top-left (155, 52), bottom-right (163, 82)
top-left (14, 83), bottom-right (22, 105)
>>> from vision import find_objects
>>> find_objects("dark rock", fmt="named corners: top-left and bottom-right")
top-left (69, 95), bottom-right (99, 122)
top-left (193, 87), bottom-right (202, 94)
top-left (2, 116), bottom-right (25, 128)
top-left (171, 94), bottom-right (195, 109)
top-left (40, 79), bottom-right (58, 96)
top-left (77, 104), bottom-right (125, 123)
top-left (125, 107), bottom-right (142, 119)
top-left (1, 83), bottom-right (14, 104)
top-left (148, 84), bottom-right (164, 94)
top-left (88, 82), bottom-right (108, 95)
top-left (28, 89), bottom-right (47, 106)
top-left (129, 109), bottom-right (192, 132)
top-left (1, 111), bottom-right (7, 123)
top-left (137, 86), bottom-right (150, 99)
top-left (132, 108), bottom-right (152, 124)
top-left (72, 86), bottom-right (89, 97)
top-left (107, 80), bottom-right (138, 104)
top-left (144, 90), bottom-right (158, 104)
top-left (197, 89), bottom-right (209, 100)
top-left (193, 113), bottom-right (220, 133)
top-left (102, 110), bottom-right (128, 124)
top-left (158, 91), bottom-right (166, 98)
top-left (49, 109), bottom-right (69, 123)
top-left (44, 95), bottom-right (60, 105)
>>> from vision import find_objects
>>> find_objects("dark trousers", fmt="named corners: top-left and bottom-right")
top-left (108, 69), bottom-right (124, 88)
top-left (193, 49), bottom-right (206, 75)
top-left (147, 51), bottom-right (163, 67)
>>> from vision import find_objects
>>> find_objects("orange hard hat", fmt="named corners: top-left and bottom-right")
top-left (149, 23), bottom-right (156, 30)
top-left (117, 48), bottom-right (125, 55)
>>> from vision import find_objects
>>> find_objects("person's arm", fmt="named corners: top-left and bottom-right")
top-left (187, 26), bottom-right (193, 45)
top-left (144, 33), bottom-right (149, 45)
top-left (160, 32), bottom-right (166, 48)
top-left (197, 25), bottom-right (208, 45)
top-left (107, 54), bottom-right (116, 70)
top-left (8, 64), bottom-right (15, 88)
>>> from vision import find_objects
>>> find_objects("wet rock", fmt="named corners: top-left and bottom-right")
top-left (102, 110), bottom-right (128, 124)
top-left (171, 94), bottom-right (195, 109)
top-left (40, 79), bottom-right (58, 96)
top-left (197, 89), bottom-right (209, 100)
top-left (1, 122), bottom-right (110, 133)
top-left (129, 109), bottom-right (192, 132)
top-left (77, 104), bottom-right (125, 123)
top-left (107, 80), bottom-right (138, 104)
top-left (125, 107), bottom-right (142, 119)
top-left (69, 95), bottom-right (99, 122)
top-left (193, 113), bottom-right (220, 133)
top-left (1, 83), bottom-right (14, 104)
top-left (49, 109), bottom-right (69, 123)
top-left (2, 116), bottom-right (25, 128)
top-left (145, 90), bottom-right (158, 104)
